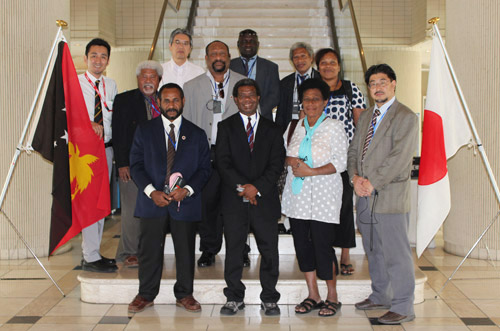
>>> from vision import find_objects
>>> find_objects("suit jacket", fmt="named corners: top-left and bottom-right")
top-left (216, 113), bottom-right (285, 219)
top-left (112, 88), bottom-right (150, 169)
top-left (275, 69), bottom-right (320, 131)
top-left (347, 99), bottom-right (418, 214)
top-left (130, 116), bottom-right (211, 220)
top-left (183, 70), bottom-right (247, 145)
top-left (229, 56), bottom-right (280, 121)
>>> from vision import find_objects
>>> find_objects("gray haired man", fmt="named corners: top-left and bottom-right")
top-left (159, 28), bottom-right (205, 88)
top-left (113, 60), bottom-right (163, 267)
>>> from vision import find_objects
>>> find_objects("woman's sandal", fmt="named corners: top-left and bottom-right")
top-left (295, 298), bottom-right (324, 314)
top-left (318, 300), bottom-right (342, 317)
top-left (340, 263), bottom-right (354, 276)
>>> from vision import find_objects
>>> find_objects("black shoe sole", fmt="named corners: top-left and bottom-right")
top-left (82, 264), bottom-right (118, 273)
top-left (220, 303), bottom-right (245, 315)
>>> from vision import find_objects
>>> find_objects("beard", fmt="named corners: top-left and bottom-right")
top-left (211, 60), bottom-right (227, 73)
top-left (161, 106), bottom-right (183, 121)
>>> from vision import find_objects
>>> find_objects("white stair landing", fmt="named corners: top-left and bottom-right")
top-left (78, 254), bottom-right (426, 305)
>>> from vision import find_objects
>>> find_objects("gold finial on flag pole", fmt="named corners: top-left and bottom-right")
top-left (56, 20), bottom-right (68, 27)
top-left (428, 17), bottom-right (440, 25)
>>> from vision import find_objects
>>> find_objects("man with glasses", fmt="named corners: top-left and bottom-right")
top-left (347, 64), bottom-right (418, 324)
top-left (159, 28), bottom-right (205, 88)
top-left (230, 29), bottom-right (280, 121)
top-left (183, 41), bottom-right (246, 268)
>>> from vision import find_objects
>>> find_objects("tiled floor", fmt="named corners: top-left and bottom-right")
top-left (1, 215), bottom-right (499, 330)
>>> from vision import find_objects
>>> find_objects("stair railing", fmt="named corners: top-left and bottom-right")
top-left (148, 0), bottom-right (182, 60)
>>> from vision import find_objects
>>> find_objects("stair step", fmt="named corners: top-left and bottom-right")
top-left (198, 0), bottom-right (326, 7)
top-left (78, 254), bottom-right (427, 305)
top-left (191, 36), bottom-right (330, 49)
top-left (192, 26), bottom-right (331, 37)
top-left (196, 8), bottom-right (327, 17)
top-left (194, 17), bottom-right (329, 27)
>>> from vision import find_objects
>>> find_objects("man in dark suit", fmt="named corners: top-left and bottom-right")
top-left (347, 64), bottom-right (418, 324)
top-left (127, 83), bottom-right (211, 314)
top-left (112, 60), bottom-right (163, 268)
top-left (275, 42), bottom-right (319, 131)
top-left (229, 29), bottom-right (280, 121)
top-left (216, 79), bottom-right (285, 316)
top-left (183, 41), bottom-right (246, 268)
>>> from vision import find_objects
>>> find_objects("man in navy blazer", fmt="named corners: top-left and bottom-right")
top-left (229, 29), bottom-right (280, 121)
top-left (216, 79), bottom-right (285, 316)
top-left (128, 83), bottom-right (211, 314)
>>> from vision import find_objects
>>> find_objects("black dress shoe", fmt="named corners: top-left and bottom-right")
top-left (243, 253), bottom-right (250, 267)
top-left (82, 259), bottom-right (118, 273)
top-left (197, 252), bottom-right (215, 267)
top-left (278, 224), bottom-right (287, 234)
top-left (100, 255), bottom-right (116, 265)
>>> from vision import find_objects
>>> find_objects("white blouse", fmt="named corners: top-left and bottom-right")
top-left (281, 118), bottom-right (347, 224)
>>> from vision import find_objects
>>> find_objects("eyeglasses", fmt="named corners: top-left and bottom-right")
top-left (218, 82), bottom-right (224, 99)
top-left (174, 40), bottom-right (190, 47)
top-left (368, 80), bottom-right (390, 89)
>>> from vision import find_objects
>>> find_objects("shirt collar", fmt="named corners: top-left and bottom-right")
top-left (239, 112), bottom-right (258, 124)
top-left (161, 114), bottom-right (183, 133)
top-left (241, 55), bottom-right (257, 64)
top-left (375, 96), bottom-right (396, 117)
top-left (85, 70), bottom-right (103, 83)
top-left (170, 59), bottom-right (188, 70)
top-left (206, 69), bottom-right (229, 83)
top-left (295, 67), bottom-right (313, 79)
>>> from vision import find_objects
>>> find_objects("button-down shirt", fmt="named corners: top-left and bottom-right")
top-left (373, 96), bottom-right (396, 133)
top-left (240, 55), bottom-right (257, 80)
top-left (159, 59), bottom-right (205, 89)
top-left (207, 70), bottom-right (230, 144)
top-left (78, 71), bottom-right (117, 143)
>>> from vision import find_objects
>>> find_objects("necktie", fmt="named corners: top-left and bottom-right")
top-left (361, 109), bottom-right (381, 162)
top-left (166, 123), bottom-right (176, 180)
top-left (298, 74), bottom-right (308, 86)
top-left (94, 80), bottom-right (103, 125)
top-left (246, 116), bottom-right (254, 152)
top-left (242, 58), bottom-right (249, 77)
top-left (149, 96), bottom-right (160, 118)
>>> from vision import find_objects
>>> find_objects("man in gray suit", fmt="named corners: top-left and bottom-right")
top-left (229, 29), bottom-right (280, 121)
top-left (347, 64), bottom-right (418, 325)
top-left (183, 41), bottom-right (246, 267)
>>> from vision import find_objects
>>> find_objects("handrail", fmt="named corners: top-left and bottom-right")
top-left (325, 0), bottom-right (344, 79)
top-left (338, 0), bottom-right (368, 75)
top-left (186, 0), bottom-right (199, 34)
top-left (148, 0), bottom-right (182, 60)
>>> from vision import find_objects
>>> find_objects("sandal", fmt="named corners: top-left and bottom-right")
top-left (341, 263), bottom-right (354, 276)
top-left (295, 298), bottom-right (324, 314)
top-left (318, 300), bottom-right (341, 317)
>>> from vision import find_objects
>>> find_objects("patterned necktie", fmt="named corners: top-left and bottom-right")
top-left (150, 96), bottom-right (160, 118)
top-left (166, 123), bottom-right (176, 180)
top-left (246, 116), bottom-right (254, 152)
top-left (361, 109), bottom-right (381, 162)
top-left (242, 58), bottom-right (249, 76)
top-left (94, 80), bottom-right (103, 125)
top-left (298, 74), bottom-right (308, 86)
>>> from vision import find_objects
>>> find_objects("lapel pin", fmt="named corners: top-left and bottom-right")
top-left (182, 136), bottom-right (186, 140)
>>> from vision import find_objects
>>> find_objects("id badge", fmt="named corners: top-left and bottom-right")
top-left (213, 100), bottom-right (222, 114)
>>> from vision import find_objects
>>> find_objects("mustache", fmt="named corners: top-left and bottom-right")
top-left (142, 83), bottom-right (155, 89)
top-left (212, 60), bottom-right (226, 72)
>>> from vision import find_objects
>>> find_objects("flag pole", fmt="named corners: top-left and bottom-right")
top-left (429, 17), bottom-right (500, 296)
top-left (0, 20), bottom-right (68, 297)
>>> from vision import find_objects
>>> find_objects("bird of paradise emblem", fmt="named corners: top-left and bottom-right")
top-left (68, 142), bottom-right (99, 200)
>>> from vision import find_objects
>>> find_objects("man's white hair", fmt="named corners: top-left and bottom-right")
top-left (135, 60), bottom-right (163, 77)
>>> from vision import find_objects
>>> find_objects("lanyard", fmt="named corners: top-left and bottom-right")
top-left (243, 57), bottom-right (257, 77)
top-left (145, 95), bottom-right (161, 117)
top-left (211, 71), bottom-right (230, 100)
top-left (85, 72), bottom-right (111, 111)
top-left (240, 113), bottom-right (258, 144)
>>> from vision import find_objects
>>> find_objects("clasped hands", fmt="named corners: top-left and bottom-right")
top-left (238, 184), bottom-right (258, 206)
top-left (288, 157), bottom-right (314, 177)
top-left (352, 175), bottom-right (374, 197)
top-left (151, 188), bottom-right (189, 207)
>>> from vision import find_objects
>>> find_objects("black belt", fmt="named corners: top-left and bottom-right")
top-left (104, 141), bottom-right (113, 148)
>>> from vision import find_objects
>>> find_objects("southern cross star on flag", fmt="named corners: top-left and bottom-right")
top-left (416, 33), bottom-right (473, 257)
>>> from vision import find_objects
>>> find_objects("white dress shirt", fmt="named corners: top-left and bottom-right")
top-left (78, 71), bottom-right (117, 143)
top-left (144, 115), bottom-right (194, 198)
top-left (159, 59), bottom-right (205, 88)
top-left (373, 96), bottom-right (396, 133)
top-left (207, 70), bottom-right (230, 144)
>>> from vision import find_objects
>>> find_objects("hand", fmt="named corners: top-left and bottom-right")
top-left (91, 121), bottom-right (104, 139)
top-left (238, 184), bottom-right (258, 201)
top-left (168, 188), bottom-right (189, 202)
top-left (248, 196), bottom-right (258, 206)
top-left (353, 176), bottom-right (373, 197)
top-left (291, 159), bottom-right (314, 177)
top-left (118, 167), bottom-right (131, 182)
top-left (150, 190), bottom-right (172, 207)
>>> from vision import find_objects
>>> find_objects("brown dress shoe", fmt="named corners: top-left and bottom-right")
top-left (176, 295), bottom-right (201, 312)
top-left (377, 311), bottom-right (415, 324)
top-left (124, 255), bottom-right (139, 268)
top-left (128, 294), bottom-right (153, 313)
top-left (354, 298), bottom-right (390, 310)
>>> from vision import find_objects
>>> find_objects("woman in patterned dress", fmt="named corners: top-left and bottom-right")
top-left (281, 79), bottom-right (347, 317)
top-left (316, 48), bottom-right (366, 276)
